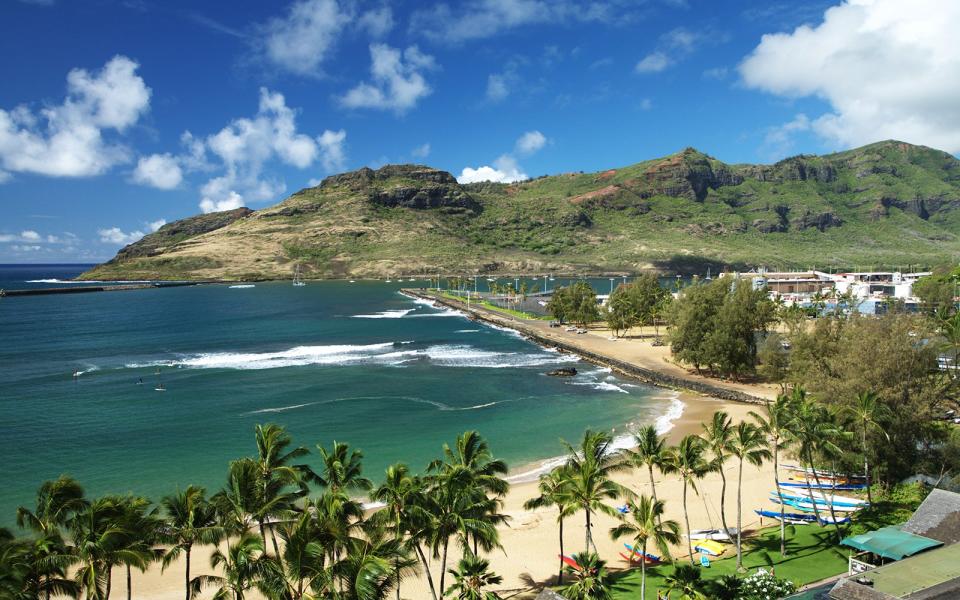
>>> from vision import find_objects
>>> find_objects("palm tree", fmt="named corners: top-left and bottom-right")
top-left (701, 411), bottom-right (734, 542)
top-left (727, 422), bottom-right (771, 571)
top-left (562, 430), bottom-right (632, 554)
top-left (609, 495), bottom-right (680, 599)
top-left (315, 441), bottom-right (374, 494)
top-left (191, 532), bottom-right (279, 600)
top-left (661, 435), bottom-right (710, 564)
top-left (16, 476), bottom-right (88, 536)
top-left (840, 391), bottom-right (890, 504)
top-left (792, 393), bottom-right (847, 542)
top-left (253, 424), bottom-right (312, 555)
top-left (260, 511), bottom-right (330, 600)
top-left (560, 552), bottom-right (613, 600)
top-left (0, 529), bottom-right (78, 600)
top-left (371, 463), bottom-right (424, 600)
top-left (663, 564), bottom-right (708, 600)
top-left (16, 476), bottom-right (87, 600)
top-left (429, 431), bottom-right (509, 499)
top-left (161, 486), bottom-right (223, 600)
top-left (332, 527), bottom-right (418, 600)
top-left (524, 465), bottom-right (576, 584)
top-left (69, 496), bottom-right (148, 600)
top-left (429, 432), bottom-right (510, 558)
top-left (114, 495), bottom-right (163, 600)
top-left (628, 425), bottom-right (667, 510)
top-left (310, 490), bottom-right (366, 582)
top-left (443, 551), bottom-right (503, 600)
top-left (212, 458), bottom-right (262, 536)
top-left (750, 392), bottom-right (797, 557)
top-left (414, 475), bottom-right (503, 596)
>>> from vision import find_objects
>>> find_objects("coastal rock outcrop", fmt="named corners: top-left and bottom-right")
top-left (546, 367), bottom-right (578, 377)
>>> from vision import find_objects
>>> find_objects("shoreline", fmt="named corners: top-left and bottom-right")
top-left (400, 288), bottom-right (775, 405)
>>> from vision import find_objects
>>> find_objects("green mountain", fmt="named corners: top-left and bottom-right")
top-left (82, 140), bottom-right (960, 281)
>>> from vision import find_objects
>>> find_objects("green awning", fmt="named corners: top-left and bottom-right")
top-left (841, 526), bottom-right (943, 561)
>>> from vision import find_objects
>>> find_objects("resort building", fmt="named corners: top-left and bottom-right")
top-left (828, 489), bottom-right (960, 599)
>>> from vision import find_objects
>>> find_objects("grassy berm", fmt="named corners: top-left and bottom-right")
top-left (81, 140), bottom-right (960, 281)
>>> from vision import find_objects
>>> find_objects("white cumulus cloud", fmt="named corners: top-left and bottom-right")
top-left (458, 155), bottom-right (528, 184)
top-left (20, 230), bottom-right (41, 241)
top-left (147, 219), bottom-right (167, 232)
top-left (515, 130), bottom-right (547, 154)
top-left (340, 44), bottom-right (436, 114)
top-left (635, 51), bottom-right (672, 73)
top-left (358, 6), bottom-right (394, 38)
top-left (317, 129), bottom-right (347, 172)
top-left (98, 226), bottom-right (145, 245)
top-left (739, 0), bottom-right (960, 153)
top-left (258, 0), bottom-right (350, 76)
top-left (0, 55), bottom-right (151, 180)
top-left (132, 153), bottom-right (183, 189)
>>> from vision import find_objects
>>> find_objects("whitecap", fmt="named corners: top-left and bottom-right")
top-left (352, 309), bottom-right (415, 319)
top-left (229, 284), bottom-right (255, 289)
top-left (245, 402), bottom-right (315, 415)
top-left (571, 380), bottom-right (629, 394)
top-left (455, 329), bottom-right (481, 333)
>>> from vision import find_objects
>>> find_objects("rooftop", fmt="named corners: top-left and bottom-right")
top-left (830, 542), bottom-right (960, 599)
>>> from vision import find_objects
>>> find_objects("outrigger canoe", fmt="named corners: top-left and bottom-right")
top-left (755, 508), bottom-right (851, 525)
top-left (622, 544), bottom-right (661, 562)
top-left (776, 490), bottom-right (868, 508)
top-left (778, 480), bottom-right (866, 491)
top-left (769, 496), bottom-right (863, 513)
top-left (694, 540), bottom-right (726, 556)
top-left (684, 528), bottom-right (738, 541)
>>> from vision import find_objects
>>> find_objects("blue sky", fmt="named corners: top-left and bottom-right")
top-left (1, 0), bottom-right (957, 262)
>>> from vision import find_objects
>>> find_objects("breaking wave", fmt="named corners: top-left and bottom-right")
top-left (352, 309), bottom-right (415, 319)
top-left (124, 342), bottom-right (577, 371)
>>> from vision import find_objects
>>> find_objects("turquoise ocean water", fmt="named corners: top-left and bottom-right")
top-left (0, 266), bottom-right (682, 524)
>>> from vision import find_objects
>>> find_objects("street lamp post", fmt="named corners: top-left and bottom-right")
top-left (609, 277), bottom-right (615, 294)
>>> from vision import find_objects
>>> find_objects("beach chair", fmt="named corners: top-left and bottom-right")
top-left (700, 553), bottom-right (711, 568)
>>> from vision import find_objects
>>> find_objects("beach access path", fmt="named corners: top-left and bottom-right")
top-left (401, 288), bottom-right (779, 404)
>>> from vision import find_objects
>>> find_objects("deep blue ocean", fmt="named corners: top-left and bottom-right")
top-left (0, 265), bottom-right (680, 524)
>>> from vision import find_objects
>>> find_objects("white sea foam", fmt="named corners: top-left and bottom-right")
top-left (229, 284), bottom-right (255, 289)
top-left (246, 402), bottom-right (316, 414)
top-left (124, 342), bottom-right (574, 371)
top-left (352, 309), bottom-right (415, 319)
top-left (26, 278), bottom-right (85, 284)
top-left (654, 393), bottom-right (685, 435)
top-left (455, 329), bottom-right (481, 333)
top-left (74, 365), bottom-right (100, 376)
top-left (572, 380), bottom-right (629, 394)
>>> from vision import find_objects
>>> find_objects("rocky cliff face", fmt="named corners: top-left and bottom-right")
top-left (323, 164), bottom-right (481, 214)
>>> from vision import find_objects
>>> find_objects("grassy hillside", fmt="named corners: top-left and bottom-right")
top-left (81, 141), bottom-right (960, 281)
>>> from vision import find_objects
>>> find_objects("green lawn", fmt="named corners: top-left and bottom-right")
top-left (608, 525), bottom-right (849, 599)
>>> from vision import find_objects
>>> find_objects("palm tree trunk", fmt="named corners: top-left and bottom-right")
top-left (773, 446), bottom-right (787, 557)
top-left (718, 465), bottom-right (732, 542)
top-left (558, 516), bottom-right (564, 585)
top-left (640, 539), bottom-right (648, 599)
top-left (736, 458), bottom-right (745, 571)
top-left (682, 481), bottom-right (694, 564)
top-left (258, 518), bottom-right (268, 554)
top-left (127, 565), bottom-right (132, 600)
top-left (414, 544), bottom-right (439, 600)
top-left (863, 428), bottom-right (873, 505)
top-left (585, 509), bottom-right (593, 554)
top-left (270, 526), bottom-right (282, 560)
top-left (439, 538), bottom-right (450, 594)
top-left (802, 451), bottom-right (824, 525)
top-left (105, 569), bottom-right (112, 600)
top-left (185, 546), bottom-right (192, 600)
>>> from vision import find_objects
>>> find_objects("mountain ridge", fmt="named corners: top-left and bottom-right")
top-left (81, 140), bottom-right (960, 281)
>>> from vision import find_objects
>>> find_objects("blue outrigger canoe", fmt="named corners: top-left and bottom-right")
top-left (778, 480), bottom-right (866, 491)
top-left (755, 508), bottom-right (851, 525)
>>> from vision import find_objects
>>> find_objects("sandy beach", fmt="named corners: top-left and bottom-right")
top-left (128, 396), bottom-right (774, 600)
top-left (125, 310), bottom-right (782, 600)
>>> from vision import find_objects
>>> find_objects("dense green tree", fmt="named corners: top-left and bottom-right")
top-left (609, 495), bottom-right (680, 599)
top-left (662, 564), bottom-right (708, 600)
top-left (913, 266), bottom-right (959, 316)
top-left (757, 333), bottom-right (790, 391)
top-left (316, 441), bottom-right (374, 495)
top-left (548, 282), bottom-right (600, 327)
top-left (371, 463), bottom-right (425, 600)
